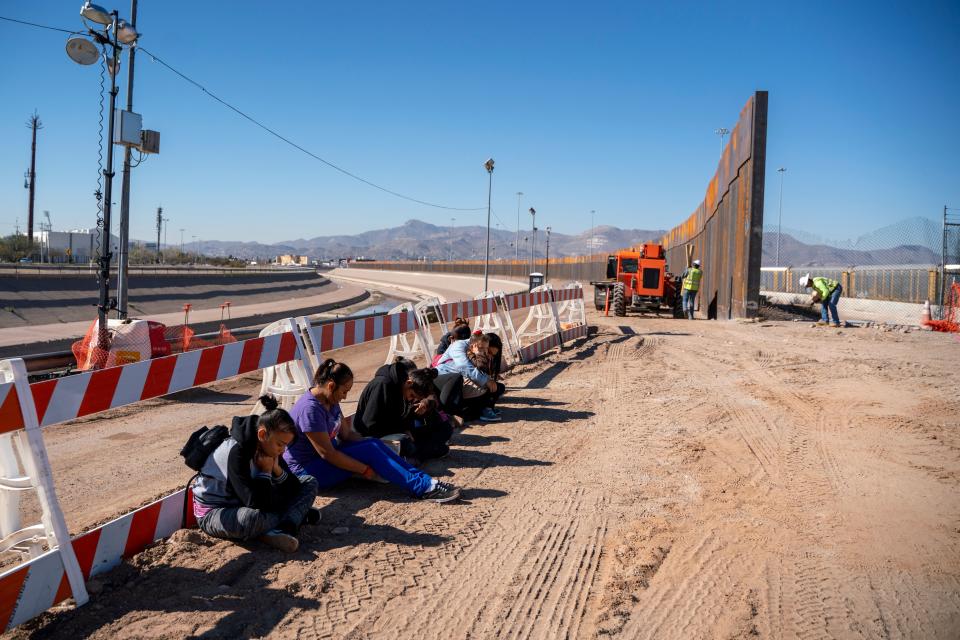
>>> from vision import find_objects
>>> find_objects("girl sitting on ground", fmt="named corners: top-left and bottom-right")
top-left (192, 396), bottom-right (321, 553)
top-left (434, 317), bottom-right (470, 357)
top-left (436, 333), bottom-right (501, 422)
top-left (283, 359), bottom-right (461, 503)
top-left (353, 358), bottom-right (454, 462)
top-left (480, 332), bottom-right (507, 416)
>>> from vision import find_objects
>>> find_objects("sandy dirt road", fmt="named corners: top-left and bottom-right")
top-left (8, 295), bottom-right (958, 639)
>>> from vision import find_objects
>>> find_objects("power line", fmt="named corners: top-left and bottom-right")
top-left (0, 15), bottom-right (83, 35)
top-left (1, 14), bottom-right (486, 213)
top-left (137, 46), bottom-right (486, 212)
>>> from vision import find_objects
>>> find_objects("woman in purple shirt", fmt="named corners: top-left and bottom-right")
top-left (283, 358), bottom-right (461, 503)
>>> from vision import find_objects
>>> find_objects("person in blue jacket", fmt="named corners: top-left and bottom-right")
top-left (436, 333), bottom-right (501, 422)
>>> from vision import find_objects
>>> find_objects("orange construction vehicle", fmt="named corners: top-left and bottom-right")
top-left (590, 243), bottom-right (684, 317)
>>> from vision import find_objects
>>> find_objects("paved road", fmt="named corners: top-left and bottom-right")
top-left (329, 268), bottom-right (526, 302)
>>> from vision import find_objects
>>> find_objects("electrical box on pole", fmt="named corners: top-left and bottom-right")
top-left (114, 110), bottom-right (142, 147)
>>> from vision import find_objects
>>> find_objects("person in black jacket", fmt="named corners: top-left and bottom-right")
top-left (354, 358), bottom-right (454, 462)
top-left (192, 395), bottom-right (320, 553)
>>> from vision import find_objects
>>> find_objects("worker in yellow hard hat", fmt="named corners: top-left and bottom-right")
top-left (800, 273), bottom-right (843, 327)
top-left (681, 259), bottom-right (702, 319)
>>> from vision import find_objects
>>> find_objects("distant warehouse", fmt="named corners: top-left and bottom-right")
top-left (31, 229), bottom-right (120, 263)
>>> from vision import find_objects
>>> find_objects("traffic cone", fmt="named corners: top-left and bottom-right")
top-left (920, 300), bottom-right (932, 329)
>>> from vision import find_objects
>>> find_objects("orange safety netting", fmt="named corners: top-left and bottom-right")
top-left (928, 283), bottom-right (960, 333)
top-left (72, 303), bottom-right (238, 371)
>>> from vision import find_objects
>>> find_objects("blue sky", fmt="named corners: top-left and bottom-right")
top-left (1, 1), bottom-right (957, 246)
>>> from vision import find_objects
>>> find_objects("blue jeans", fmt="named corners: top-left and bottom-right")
top-left (298, 438), bottom-right (433, 497)
top-left (682, 289), bottom-right (698, 318)
top-left (820, 285), bottom-right (842, 325)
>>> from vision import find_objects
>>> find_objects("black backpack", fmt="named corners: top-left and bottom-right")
top-left (180, 425), bottom-right (230, 471)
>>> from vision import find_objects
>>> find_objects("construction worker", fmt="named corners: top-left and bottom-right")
top-left (800, 273), bottom-right (843, 327)
top-left (681, 259), bottom-right (703, 319)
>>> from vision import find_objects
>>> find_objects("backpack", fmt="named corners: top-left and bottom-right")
top-left (180, 425), bottom-right (230, 471)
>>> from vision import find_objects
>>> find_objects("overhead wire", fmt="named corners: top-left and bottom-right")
top-left (3, 14), bottom-right (487, 213)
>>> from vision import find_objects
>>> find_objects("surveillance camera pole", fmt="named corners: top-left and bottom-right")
top-left (116, 0), bottom-right (138, 319)
top-left (94, 11), bottom-right (121, 353)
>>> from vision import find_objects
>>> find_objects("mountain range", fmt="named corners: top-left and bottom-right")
top-left (184, 217), bottom-right (940, 267)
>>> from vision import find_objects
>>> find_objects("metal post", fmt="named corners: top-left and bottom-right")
top-left (545, 227), bottom-right (551, 282)
top-left (116, 0), bottom-right (138, 319)
top-left (96, 15), bottom-right (121, 351)
top-left (941, 205), bottom-right (947, 314)
top-left (483, 159), bottom-right (494, 292)
top-left (776, 167), bottom-right (786, 267)
top-left (155, 206), bottom-right (162, 263)
top-left (515, 192), bottom-right (522, 262)
top-left (179, 228), bottom-right (184, 255)
top-left (590, 209), bottom-right (596, 279)
top-left (449, 218), bottom-right (455, 261)
top-left (529, 207), bottom-right (536, 275)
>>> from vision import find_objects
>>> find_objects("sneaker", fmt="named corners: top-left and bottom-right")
top-left (304, 508), bottom-right (322, 525)
top-left (479, 408), bottom-right (502, 422)
top-left (420, 481), bottom-right (461, 503)
top-left (491, 407), bottom-right (502, 416)
top-left (832, 323), bottom-right (842, 328)
top-left (260, 529), bottom-right (299, 553)
top-left (815, 321), bottom-right (829, 326)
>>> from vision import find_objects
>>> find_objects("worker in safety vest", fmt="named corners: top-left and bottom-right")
top-left (681, 259), bottom-right (702, 320)
top-left (800, 273), bottom-right (843, 327)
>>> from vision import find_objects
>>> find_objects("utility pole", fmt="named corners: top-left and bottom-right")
top-left (116, 0), bottom-right (139, 319)
top-left (179, 228), bottom-right (185, 256)
top-left (449, 218), bottom-right (455, 261)
top-left (25, 112), bottom-right (42, 251)
top-left (155, 206), bottom-right (163, 263)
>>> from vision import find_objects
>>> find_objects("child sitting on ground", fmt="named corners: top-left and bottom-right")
top-left (436, 333), bottom-right (501, 422)
top-left (283, 359), bottom-right (461, 502)
top-left (192, 396), bottom-right (320, 553)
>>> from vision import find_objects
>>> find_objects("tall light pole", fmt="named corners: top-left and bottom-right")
top-left (179, 228), bottom-right (184, 255)
top-left (449, 217), bottom-right (455, 261)
top-left (515, 191), bottom-right (523, 262)
top-left (483, 158), bottom-right (495, 292)
top-left (715, 127), bottom-right (729, 160)
top-left (776, 167), bottom-right (786, 267)
top-left (545, 226), bottom-right (552, 282)
top-left (529, 207), bottom-right (537, 275)
top-left (590, 209), bottom-right (596, 265)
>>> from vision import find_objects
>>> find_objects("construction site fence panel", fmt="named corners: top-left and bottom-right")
top-left (0, 286), bottom-right (588, 631)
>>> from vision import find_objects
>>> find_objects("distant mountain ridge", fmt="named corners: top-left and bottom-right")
top-left (187, 217), bottom-right (941, 267)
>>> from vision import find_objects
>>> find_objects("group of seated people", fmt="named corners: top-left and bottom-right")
top-left (191, 321), bottom-right (506, 552)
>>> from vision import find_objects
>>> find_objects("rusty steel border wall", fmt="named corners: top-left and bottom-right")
top-left (359, 92), bottom-right (767, 317)
top-left (662, 91), bottom-right (768, 319)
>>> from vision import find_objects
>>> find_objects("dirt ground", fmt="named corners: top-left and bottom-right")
top-left (7, 306), bottom-right (960, 639)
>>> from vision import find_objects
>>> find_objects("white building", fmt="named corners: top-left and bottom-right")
top-left (30, 229), bottom-right (120, 263)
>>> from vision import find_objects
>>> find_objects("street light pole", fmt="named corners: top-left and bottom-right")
top-left (529, 207), bottom-right (536, 275)
top-left (545, 226), bottom-right (551, 282)
top-left (179, 228), bottom-right (184, 255)
top-left (776, 167), bottom-right (786, 267)
top-left (515, 191), bottom-right (523, 262)
top-left (483, 158), bottom-right (495, 292)
top-left (715, 127), bottom-right (729, 160)
top-left (94, 11), bottom-right (122, 350)
top-left (449, 217), bottom-right (455, 261)
top-left (116, 0), bottom-right (138, 319)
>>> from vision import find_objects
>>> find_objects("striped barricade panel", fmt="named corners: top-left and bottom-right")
top-left (519, 333), bottom-right (561, 362)
top-left (437, 297), bottom-right (497, 323)
top-left (315, 311), bottom-right (416, 352)
top-left (560, 324), bottom-right (589, 343)
top-left (24, 331), bottom-right (299, 429)
top-left (0, 382), bottom-right (25, 434)
top-left (0, 489), bottom-right (190, 632)
top-left (503, 291), bottom-right (551, 313)
top-left (553, 287), bottom-right (584, 302)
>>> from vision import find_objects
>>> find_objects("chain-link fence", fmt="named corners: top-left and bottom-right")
top-left (760, 217), bottom-right (956, 326)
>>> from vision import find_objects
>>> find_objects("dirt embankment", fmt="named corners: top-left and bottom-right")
top-left (7, 310), bottom-right (960, 639)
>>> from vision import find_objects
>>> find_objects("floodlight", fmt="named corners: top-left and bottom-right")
top-left (66, 36), bottom-right (99, 65)
top-left (115, 19), bottom-right (138, 44)
top-left (80, 1), bottom-right (112, 25)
